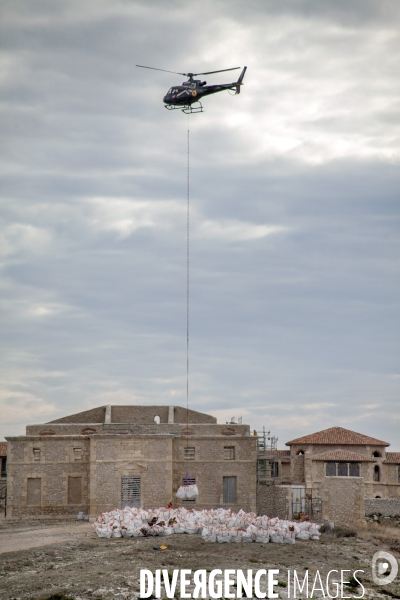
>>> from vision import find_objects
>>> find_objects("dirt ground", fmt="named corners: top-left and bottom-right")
top-left (0, 516), bottom-right (399, 600)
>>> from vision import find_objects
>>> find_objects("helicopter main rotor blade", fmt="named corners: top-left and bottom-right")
top-left (194, 67), bottom-right (241, 76)
top-left (136, 65), bottom-right (241, 78)
top-left (136, 65), bottom-right (187, 76)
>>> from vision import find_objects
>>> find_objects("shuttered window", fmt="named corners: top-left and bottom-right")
top-left (223, 476), bottom-right (237, 504)
top-left (121, 476), bottom-right (141, 508)
top-left (182, 476), bottom-right (196, 485)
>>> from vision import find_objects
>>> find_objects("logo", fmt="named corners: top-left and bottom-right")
top-left (372, 551), bottom-right (398, 585)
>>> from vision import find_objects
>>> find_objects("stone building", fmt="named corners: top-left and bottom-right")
top-left (5, 405), bottom-right (257, 519)
top-left (258, 426), bottom-right (400, 526)
top-left (5, 411), bottom-right (400, 525)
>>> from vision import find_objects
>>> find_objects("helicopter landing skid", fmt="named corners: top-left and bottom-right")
top-left (165, 102), bottom-right (203, 114)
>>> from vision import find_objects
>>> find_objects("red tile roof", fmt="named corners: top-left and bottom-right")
top-left (286, 427), bottom-right (390, 447)
top-left (0, 442), bottom-right (7, 456)
top-left (385, 452), bottom-right (400, 464)
top-left (311, 449), bottom-right (376, 462)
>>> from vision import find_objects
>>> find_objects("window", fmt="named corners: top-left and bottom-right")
top-left (223, 476), bottom-right (237, 504)
top-left (270, 461), bottom-right (279, 477)
top-left (68, 476), bottom-right (82, 504)
top-left (73, 448), bottom-right (82, 460)
top-left (182, 498), bottom-right (196, 504)
top-left (349, 463), bottom-right (360, 477)
top-left (372, 451), bottom-right (381, 457)
top-left (184, 447), bottom-right (195, 460)
top-left (326, 462), bottom-right (336, 476)
top-left (326, 462), bottom-right (361, 477)
top-left (224, 446), bottom-right (235, 460)
top-left (33, 448), bottom-right (41, 462)
top-left (1, 456), bottom-right (7, 477)
top-left (398, 466), bottom-right (400, 483)
top-left (121, 476), bottom-right (141, 508)
top-left (374, 465), bottom-right (380, 482)
top-left (27, 478), bottom-right (41, 506)
top-left (182, 476), bottom-right (196, 486)
top-left (297, 450), bottom-right (305, 456)
top-left (154, 415), bottom-right (160, 424)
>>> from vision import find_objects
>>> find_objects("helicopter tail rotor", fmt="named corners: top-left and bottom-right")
top-left (235, 65), bottom-right (247, 94)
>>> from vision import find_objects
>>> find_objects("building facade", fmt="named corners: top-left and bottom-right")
top-left (5, 405), bottom-right (257, 519)
top-left (258, 427), bottom-right (400, 526)
top-left (5, 410), bottom-right (400, 525)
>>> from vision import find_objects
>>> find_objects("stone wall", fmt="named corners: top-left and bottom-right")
top-left (7, 437), bottom-right (90, 519)
top-left (173, 406), bottom-right (216, 424)
top-left (89, 435), bottom-right (173, 516)
top-left (26, 423), bottom-right (250, 437)
top-left (173, 437), bottom-right (257, 512)
top-left (365, 497), bottom-right (400, 517)
top-left (26, 424), bottom-right (103, 436)
top-left (45, 405), bottom-right (217, 426)
top-left (291, 455), bottom-right (305, 484)
top-left (110, 406), bottom-right (216, 424)
top-left (48, 407), bottom-right (106, 424)
top-left (320, 476), bottom-right (365, 527)
top-left (256, 484), bottom-right (289, 519)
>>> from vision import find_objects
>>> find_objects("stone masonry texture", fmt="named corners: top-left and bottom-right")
top-left (5, 409), bottom-right (400, 525)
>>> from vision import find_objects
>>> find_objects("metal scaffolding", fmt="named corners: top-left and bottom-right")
top-left (256, 427), bottom-right (278, 483)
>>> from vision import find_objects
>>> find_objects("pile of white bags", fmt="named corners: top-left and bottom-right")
top-left (93, 507), bottom-right (321, 543)
top-left (176, 484), bottom-right (199, 499)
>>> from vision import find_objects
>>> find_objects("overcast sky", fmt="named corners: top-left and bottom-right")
top-left (1, 0), bottom-right (399, 449)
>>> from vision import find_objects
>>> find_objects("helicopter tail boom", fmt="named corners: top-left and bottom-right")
top-left (235, 66), bottom-right (247, 94)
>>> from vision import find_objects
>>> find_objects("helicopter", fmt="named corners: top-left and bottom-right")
top-left (136, 65), bottom-right (247, 113)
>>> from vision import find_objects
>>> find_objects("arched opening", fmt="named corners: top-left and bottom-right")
top-left (372, 451), bottom-right (381, 458)
top-left (154, 415), bottom-right (160, 424)
top-left (375, 495), bottom-right (382, 498)
top-left (373, 465), bottom-right (380, 482)
top-left (296, 450), bottom-right (305, 456)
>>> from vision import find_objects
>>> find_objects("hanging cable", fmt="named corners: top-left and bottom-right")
top-left (186, 112), bottom-right (190, 467)
top-left (176, 114), bottom-right (198, 502)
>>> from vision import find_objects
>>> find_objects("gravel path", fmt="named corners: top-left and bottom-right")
top-left (0, 522), bottom-right (93, 554)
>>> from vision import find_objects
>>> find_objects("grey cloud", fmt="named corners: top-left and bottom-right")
top-left (1, 0), bottom-right (399, 450)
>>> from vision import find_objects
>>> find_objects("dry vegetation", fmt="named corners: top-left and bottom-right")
top-left (0, 517), bottom-right (399, 600)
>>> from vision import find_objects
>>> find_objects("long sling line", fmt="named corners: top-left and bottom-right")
top-left (186, 113), bottom-right (190, 468)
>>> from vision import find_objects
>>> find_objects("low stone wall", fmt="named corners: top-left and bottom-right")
top-left (257, 483), bottom-right (289, 519)
top-left (365, 497), bottom-right (400, 517)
